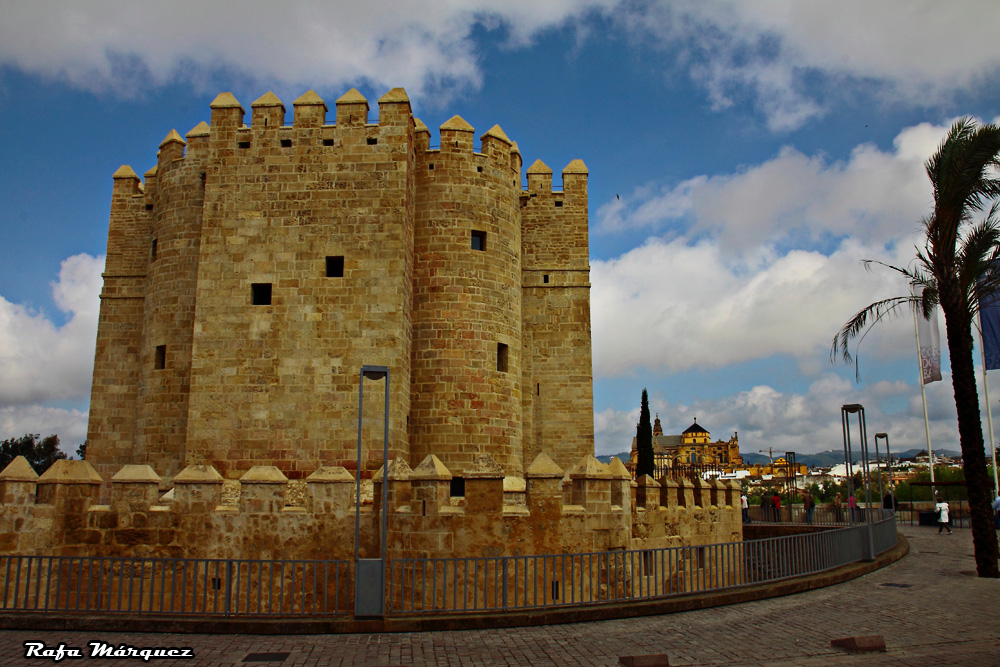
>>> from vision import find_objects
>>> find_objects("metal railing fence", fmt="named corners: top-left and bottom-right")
top-left (0, 555), bottom-right (351, 616)
top-left (387, 514), bottom-right (895, 614)
top-left (0, 514), bottom-right (896, 618)
top-left (745, 504), bottom-right (885, 525)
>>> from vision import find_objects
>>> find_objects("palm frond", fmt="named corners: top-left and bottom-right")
top-left (831, 294), bottom-right (920, 379)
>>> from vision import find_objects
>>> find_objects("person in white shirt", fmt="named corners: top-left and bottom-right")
top-left (935, 494), bottom-right (952, 535)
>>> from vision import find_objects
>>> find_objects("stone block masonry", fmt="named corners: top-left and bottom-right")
top-left (0, 455), bottom-right (741, 562)
top-left (85, 87), bottom-right (594, 486)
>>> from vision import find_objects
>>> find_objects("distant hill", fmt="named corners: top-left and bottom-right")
top-left (596, 452), bottom-right (630, 465)
top-left (748, 448), bottom-right (962, 468)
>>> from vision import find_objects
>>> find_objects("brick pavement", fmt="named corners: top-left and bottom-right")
top-left (0, 524), bottom-right (997, 667)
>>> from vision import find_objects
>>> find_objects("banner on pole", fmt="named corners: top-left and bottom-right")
top-left (981, 289), bottom-right (1000, 371)
top-left (913, 285), bottom-right (942, 384)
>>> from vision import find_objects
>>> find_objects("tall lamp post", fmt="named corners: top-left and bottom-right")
top-left (841, 403), bottom-right (875, 560)
top-left (354, 365), bottom-right (390, 617)
top-left (875, 432), bottom-right (893, 511)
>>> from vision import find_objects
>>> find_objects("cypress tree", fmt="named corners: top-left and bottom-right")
top-left (636, 388), bottom-right (654, 478)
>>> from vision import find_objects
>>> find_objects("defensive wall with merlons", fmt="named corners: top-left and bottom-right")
top-left (0, 455), bottom-right (741, 561)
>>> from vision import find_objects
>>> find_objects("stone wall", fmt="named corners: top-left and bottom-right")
top-left (0, 455), bottom-right (741, 561)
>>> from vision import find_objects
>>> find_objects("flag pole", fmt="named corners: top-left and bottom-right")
top-left (913, 299), bottom-right (935, 488)
top-left (979, 314), bottom-right (1000, 494)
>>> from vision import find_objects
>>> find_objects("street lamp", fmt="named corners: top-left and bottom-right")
top-left (874, 432), bottom-right (892, 510)
top-left (354, 365), bottom-right (389, 617)
top-left (841, 403), bottom-right (875, 561)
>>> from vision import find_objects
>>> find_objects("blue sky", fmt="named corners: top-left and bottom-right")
top-left (2, 1), bottom-right (1000, 458)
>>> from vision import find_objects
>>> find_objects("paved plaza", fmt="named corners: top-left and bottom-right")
top-left (1, 524), bottom-right (997, 666)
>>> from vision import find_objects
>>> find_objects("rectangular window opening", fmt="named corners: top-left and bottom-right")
top-left (280, 139), bottom-right (292, 148)
top-left (450, 477), bottom-right (465, 497)
top-left (542, 274), bottom-right (549, 284)
top-left (251, 283), bottom-right (272, 306)
top-left (151, 239), bottom-right (158, 261)
top-left (555, 200), bottom-right (564, 207)
top-left (477, 166), bottom-right (483, 173)
top-left (471, 230), bottom-right (487, 251)
top-left (497, 343), bottom-right (509, 373)
top-left (326, 256), bottom-right (345, 278)
top-left (154, 345), bottom-right (166, 370)
top-left (237, 141), bottom-right (250, 149)
top-left (145, 203), bottom-right (153, 211)
top-left (367, 137), bottom-right (378, 145)
top-left (428, 163), bottom-right (435, 170)
top-left (322, 138), bottom-right (334, 147)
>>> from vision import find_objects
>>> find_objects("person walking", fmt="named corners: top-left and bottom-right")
top-left (741, 493), bottom-right (749, 523)
top-left (771, 491), bottom-right (782, 522)
top-left (803, 489), bottom-right (815, 524)
top-left (832, 492), bottom-right (843, 523)
top-left (759, 493), bottom-right (770, 521)
top-left (935, 494), bottom-right (953, 535)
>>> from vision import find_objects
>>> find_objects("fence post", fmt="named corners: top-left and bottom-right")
top-left (502, 557), bottom-right (508, 611)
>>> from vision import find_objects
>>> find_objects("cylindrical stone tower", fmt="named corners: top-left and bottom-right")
top-left (410, 117), bottom-right (524, 476)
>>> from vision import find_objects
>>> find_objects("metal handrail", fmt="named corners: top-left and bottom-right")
top-left (387, 513), bottom-right (897, 614)
top-left (0, 514), bottom-right (896, 618)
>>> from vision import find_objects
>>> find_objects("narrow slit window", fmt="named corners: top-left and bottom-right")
top-left (154, 345), bottom-right (166, 370)
top-left (251, 283), bottom-right (272, 305)
top-left (471, 230), bottom-right (486, 251)
top-left (326, 256), bottom-right (344, 277)
top-left (542, 274), bottom-right (549, 284)
top-left (497, 343), bottom-right (508, 373)
top-left (151, 239), bottom-right (158, 261)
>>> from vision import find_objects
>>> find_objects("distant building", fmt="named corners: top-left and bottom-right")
top-left (629, 416), bottom-right (742, 472)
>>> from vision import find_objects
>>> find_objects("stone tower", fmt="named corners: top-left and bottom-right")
top-left (86, 87), bottom-right (594, 483)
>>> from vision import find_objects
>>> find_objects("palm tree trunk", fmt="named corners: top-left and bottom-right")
top-left (940, 295), bottom-right (1000, 577)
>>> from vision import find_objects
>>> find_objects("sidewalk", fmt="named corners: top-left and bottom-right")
top-left (1, 524), bottom-right (997, 666)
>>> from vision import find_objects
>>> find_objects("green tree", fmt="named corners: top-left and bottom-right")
top-left (0, 434), bottom-right (67, 475)
top-left (635, 388), bottom-right (654, 478)
top-left (76, 441), bottom-right (86, 460)
top-left (833, 118), bottom-right (1000, 577)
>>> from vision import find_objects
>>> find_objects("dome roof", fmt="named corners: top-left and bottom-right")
top-left (682, 419), bottom-right (709, 436)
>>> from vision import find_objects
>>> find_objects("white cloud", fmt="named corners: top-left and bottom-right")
top-left (591, 236), bottom-right (918, 379)
top-left (598, 121), bottom-right (946, 251)
top-left (0, 1), bottom-right (618, 101)
top-left (619, 1), bottom-right (1000, 130)
top-left (594, 371), bottom-right (967, 457)
top-left (589, 121), bottom-right (969, 381)
top-left (0, 254), bottom-right (103, 406)
top-left (0, 406), bottom-right (89, 454)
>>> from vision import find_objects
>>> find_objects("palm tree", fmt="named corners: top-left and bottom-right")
top-left (833, 118), bottom-right (1000, 578)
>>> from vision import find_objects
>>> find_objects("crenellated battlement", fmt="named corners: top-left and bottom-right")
top-left (0, 453), bottom-right (740, 561)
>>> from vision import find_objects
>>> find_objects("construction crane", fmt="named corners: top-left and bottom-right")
top-left (758, 448), bottom-right (776, 465)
